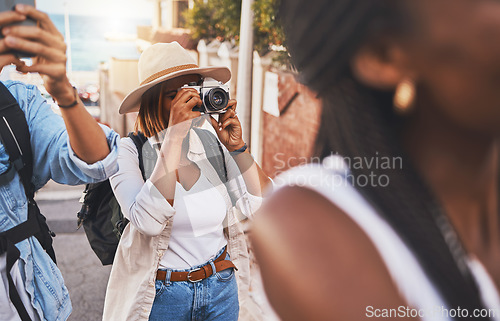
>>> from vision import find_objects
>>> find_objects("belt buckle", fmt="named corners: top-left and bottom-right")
top-left (187, 268), bottom-right (203, 283)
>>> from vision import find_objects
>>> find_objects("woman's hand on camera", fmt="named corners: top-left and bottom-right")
top-left (0, 9), bottom-right (27, 69)
top-left (168, 88), bottom-right (202, 138)
top-left (3, 4), bottom-right (75, 106)
top-left (210, 99), bottom-right (245, 152)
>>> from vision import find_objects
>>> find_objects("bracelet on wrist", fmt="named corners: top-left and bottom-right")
top-left (57, 87), bottom-right (79, 109)
top-left (230, 143), bottom-right (247, 156)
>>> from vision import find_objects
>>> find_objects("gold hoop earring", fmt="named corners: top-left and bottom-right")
top-left (394, 79), bottom-right (416, 114)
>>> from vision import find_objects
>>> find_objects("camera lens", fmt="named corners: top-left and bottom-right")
top-left (205, 88), bottom-right (229, 111)
top-left (213, 92), bottom-right (224, 106)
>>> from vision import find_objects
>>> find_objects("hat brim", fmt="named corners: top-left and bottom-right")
top-left (118, 66), bottom-right (231, 114)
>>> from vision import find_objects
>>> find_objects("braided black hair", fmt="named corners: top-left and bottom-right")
top-left (279, 0), bottom-right (490, 319)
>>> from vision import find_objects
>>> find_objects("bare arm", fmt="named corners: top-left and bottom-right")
top-left (251, 186), bottom-right (415, 321)
top-left (5, 5), bottom-right (109, 163)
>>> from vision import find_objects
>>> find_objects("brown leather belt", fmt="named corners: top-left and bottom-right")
top-left (156, 247), bottom-right (237, 283)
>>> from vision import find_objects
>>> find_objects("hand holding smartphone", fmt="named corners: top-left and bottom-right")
top-left (0, 0), bottom-right (36, 57)
top-left (1, 3), bottom-right (76, 107)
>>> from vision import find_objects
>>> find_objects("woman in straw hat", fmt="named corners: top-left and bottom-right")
top-left (251, 0), bottom-right (500, 320)
top-left (102, 42), bottom-right (271, 321)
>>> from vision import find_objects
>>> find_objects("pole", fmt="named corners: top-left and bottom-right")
top-left (236, 0), bottom-right (254, 145)
top-left (153, 0), bottom-right (162, 29)
top-left (64, 2), bottom-right (72, 77)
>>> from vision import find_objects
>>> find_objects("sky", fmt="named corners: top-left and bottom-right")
top-left (36, 0), bottom-right (154, 18)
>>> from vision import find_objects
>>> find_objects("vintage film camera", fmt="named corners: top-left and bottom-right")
top-left (182, 77), bottom-right (230, 114)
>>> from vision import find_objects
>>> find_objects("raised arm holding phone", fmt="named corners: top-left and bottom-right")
top-left (2, 4), bottom-right (111, 162)
top-left (0, 4), bottom-right (119, 321)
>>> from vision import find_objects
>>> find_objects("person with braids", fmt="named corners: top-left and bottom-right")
top-left (251, 0), bottom-right (500, 320)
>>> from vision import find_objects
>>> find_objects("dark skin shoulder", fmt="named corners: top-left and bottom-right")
top-left (251, 186), bottom-right (416, 321)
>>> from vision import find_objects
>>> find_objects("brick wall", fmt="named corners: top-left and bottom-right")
top-left (262, 71), bottom-right (322, 178)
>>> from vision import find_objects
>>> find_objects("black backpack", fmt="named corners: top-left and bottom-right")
top-left (77, 127), bottom-right (228, 266)
top-left (0, 82), bottom-right (57, 321)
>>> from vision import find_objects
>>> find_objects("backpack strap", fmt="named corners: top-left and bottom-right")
top-left (190, 127), bottom-right (238, 214)
top-left (0, 83), bottom-right (33, 197)
top-left (0, 82), bottom-right (34, 321)
top-left (127, 132), bottom-right (148, 180)
top-left (192, 127), bottom-right (228, 184)
top-left (0, 234), bottom-right (32, 321)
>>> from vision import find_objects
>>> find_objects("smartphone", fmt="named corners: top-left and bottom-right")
top-left (0, 0), bottom-right (37, 57)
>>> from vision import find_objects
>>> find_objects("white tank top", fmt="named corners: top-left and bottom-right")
top-left (274, 155), bottom-right (500, 321)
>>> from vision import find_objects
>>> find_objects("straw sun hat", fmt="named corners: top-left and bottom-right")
top-left (118, 42), bottom-right (231, 114)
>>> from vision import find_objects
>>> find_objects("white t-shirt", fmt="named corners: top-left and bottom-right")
top-left (0, 254), bottom-right (40, 321)
top-left (159, 173), bottom-right (228, 269)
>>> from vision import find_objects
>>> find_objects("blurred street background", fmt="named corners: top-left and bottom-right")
top-left (5, 0), bottom-right (313, 319)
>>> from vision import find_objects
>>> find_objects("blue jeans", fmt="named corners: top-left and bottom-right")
top-left (149, 247), bottom-right (239, 321)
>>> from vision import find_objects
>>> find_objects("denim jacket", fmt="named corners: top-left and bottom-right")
top-left (0, 81), bottom-right (119, 321)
